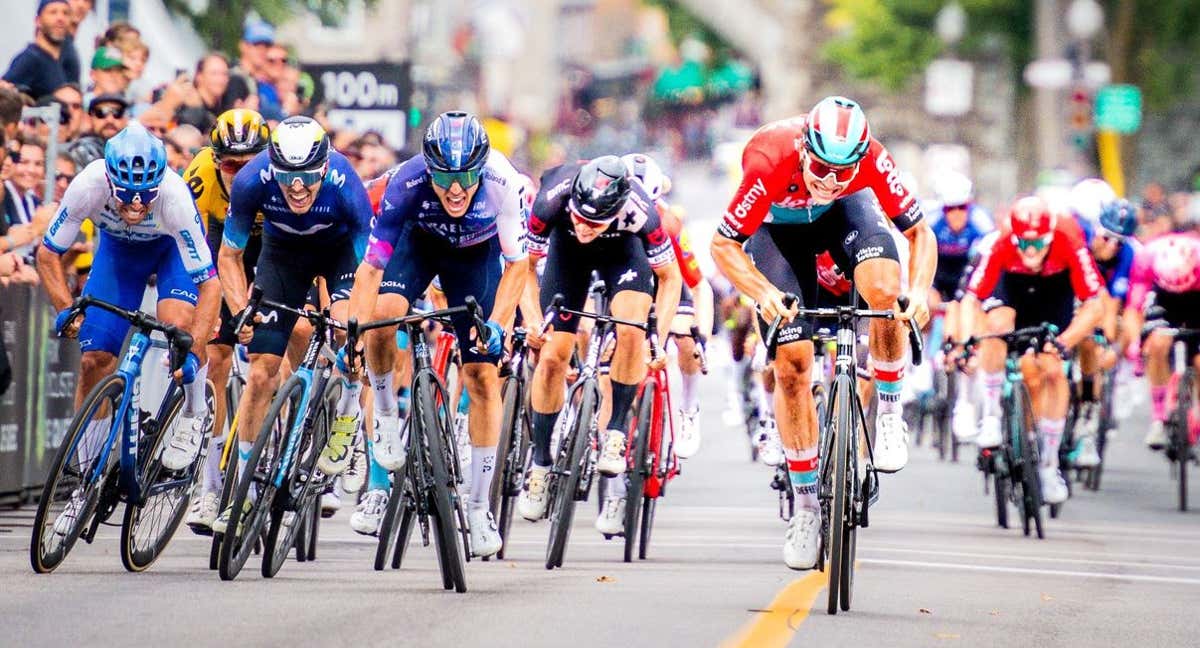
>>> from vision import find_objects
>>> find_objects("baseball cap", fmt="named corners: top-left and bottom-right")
top-left (37, 0), bottom-right (69, 16)
top-left (242, 21), bottom-right (275, 45)
top-left (87, 93), bottom-right (130, 112)
top-left (91, 46), bottom-right (126, 71)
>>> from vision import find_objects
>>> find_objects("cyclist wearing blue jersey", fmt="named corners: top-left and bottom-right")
top-left (1072, 198), bottom-right (1139, 466)
top-left (36, 123), bottom-right (221, 475)
top-left (342, 112), bottom-right (528, 557)
top-left (211, 116), bottom-right (373, 533)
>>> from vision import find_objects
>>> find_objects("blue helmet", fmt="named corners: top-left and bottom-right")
top-left (104, 122), bottom-right (167, 191)
top-left (804, 96), bottom-right (872, 166)
top-left (1098, 198), bottom-right (1138, 238)
top-left (423, 111), bottom-right (490, 174)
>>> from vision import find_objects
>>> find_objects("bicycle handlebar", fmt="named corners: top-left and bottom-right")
top-left (66, 295), bottom-right (194, 371)
top-left (542, 292), bottom-right (661, 361)
top-left (965, 322), bottom-right (1066, 358)
top-left (1140, 320), bottom-right (1200, 344)
top-left (763, 293), bottom-right (922, 365)
top-left (345, 298), bottom-right (488, 372)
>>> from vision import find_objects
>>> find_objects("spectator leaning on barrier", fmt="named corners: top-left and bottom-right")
top-left (3, 0), bottom-right (72, 100)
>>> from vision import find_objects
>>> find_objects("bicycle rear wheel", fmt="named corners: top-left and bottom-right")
top-left (623, 381), bottom-right (655, 562)
top-left (827, 376), bottom-right (855, 615)
top-left (218, 377), bottom-right (299, 580)
top-left (31, 374), bottom-right (124, 573)
top-left (121, 383), bottom-right (204, 572)
top-left (546, 386), bottom-right (594, 570)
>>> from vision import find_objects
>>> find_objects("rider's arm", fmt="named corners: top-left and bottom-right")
top-left (161, 174), bottom-right (221, 349)
top-left (902, 220), bottom-right (937, 322)
top-left (37, 167), bottom-right (100, 310)
top-left (1060, 296), bottom-right (1104, 349)
top-left (652, 261), bottom-right (682, 343)
top-left (1058, 231), bottom-right (1106, 349)
top-left (218, 164), bottom-right (261, 315)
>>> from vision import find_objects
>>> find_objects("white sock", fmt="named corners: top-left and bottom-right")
top-left (680, 371), bottom-right (701, 412)
top-left (203, 433), bottom-right (227, 493)
top-left (183, 363), bottom-right (209, 416)
top-left (368, 368), bottom-right (397, 416)
top-left (955, 372), bottom-right (971, 405)
top-left (605, 475), bottom-right (627, 499)
top-left (336, 378), bottom-right (362, 419)
top-left (1039, 418), bottom-right (1065, 468)
top-left (982, 371), bottom-right (1004, 418)
top-left (468, 446), bottom-right (496, 507)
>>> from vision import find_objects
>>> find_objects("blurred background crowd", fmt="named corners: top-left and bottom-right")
top-left (1, 0), bottom-right (1198, 285)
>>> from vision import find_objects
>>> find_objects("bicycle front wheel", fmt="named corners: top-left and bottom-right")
top-left (827, 377), bottom-right (856, 615)
top-left (546, 385), bottom-right (594, 570)
top-left (416, 373), bottom-right (467, 592)
top-left (31, 374), bottom-right (124, 573)
top-left (492, 373), bottom-right (529, 560)
top-left (623, 380), bottom-right (655, 562)
top-left (1012, 383), bottom-right (1044, 539)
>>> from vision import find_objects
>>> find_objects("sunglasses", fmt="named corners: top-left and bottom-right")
top-left (1013, 236), bottom-right (1049, 252)
top-left (570, 209), bottom-right (612, 228)
top-left (945, 203), bottom-right (971, 212)
top-left (429, 168), bottom-right (481, 190)
top-left (112, 185), bottom-right (159, 206)
top-left (803, 150), bottom-right (857, 184)
top-left (90, 105), bottom-right (127, 119)
top-left (272, 164), bottom-right (325, 188)
top-left (267, 57), bottom-right (287, 65)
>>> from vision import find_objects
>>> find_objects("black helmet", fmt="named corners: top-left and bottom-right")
top-left (422, 111), bottom-right (490, 173)
top-left (569, 155), bottom-right (630, 223)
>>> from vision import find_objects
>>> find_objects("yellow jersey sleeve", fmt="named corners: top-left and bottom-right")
top-left (183, 148), bottom-right (229, 231)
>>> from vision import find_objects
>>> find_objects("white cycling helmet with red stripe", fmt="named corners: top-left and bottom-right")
top-left (804, 96), bottom-right (872, 167)
top-left (1152, 236), bottom-right (1200, 293)
top-left (620, 153), bottom-right (670, 200)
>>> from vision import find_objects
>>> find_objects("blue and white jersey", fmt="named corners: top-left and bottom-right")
top-left (929, 202), bottom-right (994, 288)
top-left (364, 150), bottom-right (528, 270)
top-left (224, 150), bottom-right (372, 255)
top-left (1096, 237), bottom-right (1139, 301)
top-left (44, 159), bottom-right (215, 284)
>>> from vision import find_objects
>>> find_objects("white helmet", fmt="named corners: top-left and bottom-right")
top-left (1068, 178), bottom-right (1116, 225)
top-left (933, 170), bottom-right (972, 207)
top-left (621, 153), bottom-right (669, 200)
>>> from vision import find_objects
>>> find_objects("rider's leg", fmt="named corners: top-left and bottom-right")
top-left (462, 362), bottom-right (501, 510)
top-left (606, 290), bottom-right (653, 434)
top-left (157, 297), bottom-right (207, 416)
top-left (1145, 330), bottom-right (1174, 423)
top-left (364, 294), bottom-right (409, 418)
top-left (774, 341), bottom-right (819, 511)
top-left (673, 322), bottom-right (701, 414)
top-left (235, 353), bottom-right (285, 473)
top-left (203, 343), bottom-right (233, 492)
top-left (1031, 351), bottom-right (1069, 468)
top-left (76, 350), bottom-right (118, 463)
top-left (529, 331), bottom-right (576, 467)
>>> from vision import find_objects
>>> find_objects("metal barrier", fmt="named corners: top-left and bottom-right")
top-left (0, 283), bottom-right (80, 502)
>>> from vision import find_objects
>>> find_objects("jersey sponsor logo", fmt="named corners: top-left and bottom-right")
top-left (259, 168), bottom-right (273, 184)
top-left (186, 174), bottom-right (205, 200)
top-left (328, 168), bottom-right (346, 188)
top-left (272, 221), bottom-right (333, 236)
top-left (854, 245), bottom-right (884, 263)
top-left (618, 269), bottom-right (638, 285)
top-left (844, 229), bottom-right (858, 245)
top-left (47, 205), bottom-right (69, 239)
top-left (179, 229), bottom-right (203, 263)
top-left (259, 309), bottom-right (279, 325)
top-left (169, 288), bottom-right (198, 300)
top-left (873, 150), bottom-right (907, 197)
top-left (546, 177), bottom-right (572, 201)
top-left (726, 177), bottom-right (768, 225)
top-left (528, 214), bottom-right (547, 235)
top-left (1076, 247), bottom-right (1102, 293)
top-left (405, 175), bottom-right (424, 189)
top-left (646, 226), bottom-right (667, 247)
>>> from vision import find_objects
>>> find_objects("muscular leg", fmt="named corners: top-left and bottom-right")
top-left (854, 258), bottom-right (905, 413)
top-left (463, 362), bottom-right (501, 510)
top-left (529, 331), bottom-right (575, 467)
top-left (606, 290), bottom-right (652, 433)
top-left (774, 340), bottom-right (819, 511)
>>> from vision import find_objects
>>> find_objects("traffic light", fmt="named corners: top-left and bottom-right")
top-left (1069, 89), bottom-right (1092, 132)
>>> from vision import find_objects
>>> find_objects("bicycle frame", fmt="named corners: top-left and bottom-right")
top-left (639, 366), bottom-right (678, 499)
top-left (271, 322), bottom-right (337, 489)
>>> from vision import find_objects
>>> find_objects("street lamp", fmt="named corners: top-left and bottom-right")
top-left (935, 2), bottom-right (967, 47)
top-left (1066, 0), bottom-right (1104, 40)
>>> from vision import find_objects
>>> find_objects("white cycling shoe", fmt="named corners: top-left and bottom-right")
top-left (517, 466), bottom-right (549, 521)
top-left (1074, 435), bottom-right (1101, 468)
top-left (186, 491), bottom-right (220, 533)
top-left (161, 414), bottom-right (206, 471)
top-left (371, 413), bottom-right (407, 471)
top-left (873, 411), bottom-right (909, 473)
top-left (976, 415), bottom-right (1003, 449)
top-left (320, 489), bottom-right (341, 518)
top-left (467, 506), bottom-right (502, 558)
top-left (595, 496), bottom-right (626, 537)
top-left (951, 402), bottom-right (978, 442)
top-left (674, 407), bottom-right (701, 459)
top-left (596, 430), bottom-right (627, 477)
top-left (1040, 466), bottom-right (1069, 504)
top-left (350, 489), bottom-right (389, 536)
top-left (53, 489), bottom-right (87, 536)
top-left (756, 419), bottom-right (784, 467)
top-left (342, 443), bottom-right (367, 495)
top-left (1145, 420), bottom-right (1167, 450)
top-left (783, 508), bottom-right (821, 570)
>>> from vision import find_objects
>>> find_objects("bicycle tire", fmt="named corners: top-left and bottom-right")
top-left (209, 429), bottom-right (241, 570)
top-left (993, 467), bottom-right (1009, 529)
top-left (546, 386), bottom-right (594, 570)
top-left (1176, 370), bottom-right (1194, 512)
top-left (30, 374), bottom-right (125, 574)
top-left (263, 375), bottom-right (330, 578)
top-left (1014, 384), bottom-right (1044, 539)
top-left (827, 376), bottom-right (854, 615)
top-left (492, 374), bottom-right (529, 559)
top-left (374, 464), bottom-right (411, 571)
top-left (120, 384), bottom-right (198, 572)
top-left (218, 377), bottom-right (299, 580)
top-left (623, 382), bottom-right (655, 562)
top-left (417, 373), bottom-right (467, 592)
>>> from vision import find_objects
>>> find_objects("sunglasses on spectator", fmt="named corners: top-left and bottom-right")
top-left (111, 185), bottom-right (159, 206)
top-left (430, 169), bottom-right (481, 190)
top-left (90, 105), bottom-right (127, 119)
top-left (803, 149), bottom-right (857, 184)
top-left (272, 164), bottom-right (325, 188)
top-left (267, 57), bottom-right (287, 65)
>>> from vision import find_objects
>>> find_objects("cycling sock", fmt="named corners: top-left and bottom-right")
top-left (457, 388), bottom-right (470, 416)
top-left (336, 379), bottom-right (362, 419)
top-left (784, 446), bottom-right (819, 511)
top-left (469, 446), bottom-right (496, 507)
top-left (531, 410), bottom-right (559, 467)
top-left (982, 371), bottom-right (1005, 416)
top-left (366, 442), bottom-right (391, 492)
top-left (368, 368), bottom-right (397, 416)
top-left (608, 380), bottom-right (639, 432)
top-left (604, 474), bottom-right (626, 499)
top-left (396, 386), bottom-right (410, 418)
top-left (680, 371), bottom-right (701, 412)
top-left (203, 433), bottom-right (227, 493)
top-left (238, 440), bottom-right (253, 462)
top-left (1152, 385), bottom-right (1168, 421)
top-left (955, 372), bottom-right (972, 405)
top-left (872, 357), bottom-right (905, 414)
top-left (182, 363), bottom-right (209, 416)
top-left (1039, 418), bottom-right (1065, 468)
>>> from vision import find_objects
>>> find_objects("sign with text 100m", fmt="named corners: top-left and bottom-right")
top-left (302, 62), bottom-right (413, 150)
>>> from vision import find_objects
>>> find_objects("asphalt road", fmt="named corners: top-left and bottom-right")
top-left (3, 361), bottom-right (1200, 647)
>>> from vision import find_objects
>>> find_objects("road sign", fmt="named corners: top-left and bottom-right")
top-left (1023, 58), bottom-right (1072, 89)
top-left (1094, 84), bottom-right (1142, 134)
top-left (925, 58), bottom-right (973, 117)
top-left (302, 62), bottom-right (412, 149)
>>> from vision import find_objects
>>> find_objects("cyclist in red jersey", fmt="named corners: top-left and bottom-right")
top-left (958, 196), bottom-right (1104, 506)
top-left (711, 96), bottom-right (936, 570)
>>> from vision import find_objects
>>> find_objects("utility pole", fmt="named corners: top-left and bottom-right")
top-left (1034, 0), bottom-right (1062, 174)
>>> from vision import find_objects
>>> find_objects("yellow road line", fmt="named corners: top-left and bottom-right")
top-left (721, 570), bottom-right (829, 648)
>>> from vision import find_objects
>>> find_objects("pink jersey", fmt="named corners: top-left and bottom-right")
top-left (1127, 233), bottom-right (1200, 311)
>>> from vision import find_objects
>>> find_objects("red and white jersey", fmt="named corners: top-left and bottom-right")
top-left (717, 116), bottom-right (922, 242)
top-left (658, 200), bottom-right (704, 289)
top-left (1127, 233), bottom-right (1200, 312)
top-left (966, 215), bottom-right (1103, 301)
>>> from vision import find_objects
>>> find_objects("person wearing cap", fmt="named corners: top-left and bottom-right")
top-left (88, 45), bottom-right (130, 98)
top-left (3, 0), bottom-right (73, 100)
top-left (221, 22), bottom-right (271, 112)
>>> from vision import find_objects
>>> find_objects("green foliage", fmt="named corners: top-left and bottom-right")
top-left (643, 0), bottom-right (735, 66)
top-left (163, 0), bottom-right (374, 55)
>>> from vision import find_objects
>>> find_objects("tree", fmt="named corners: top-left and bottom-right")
top-left (162, 0), bottom-right (375, 55)
top-left (821, 0), bottom-right (1199, 107)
